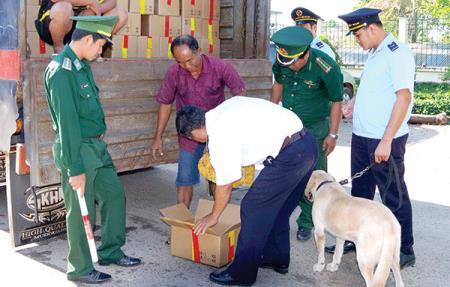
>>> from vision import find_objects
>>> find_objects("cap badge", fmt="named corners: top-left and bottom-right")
top-left (278, 47), bottom-right (289, 57)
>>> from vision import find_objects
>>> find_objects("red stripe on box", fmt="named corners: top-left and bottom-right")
top-left (228, 237), bottom-right (235, 261)
top-left (39, 39), bottom-right (46, 54)
top-left (165, 16), bottom-right (170, 37)
top-left (167, 0), bottom-right (172, 6)
top-left (209, 0), bottom-right (214, 20)
top-left (0, 50), bottom-right (20, 81)
top-left (191, 230), bottom-right (200, 263)
top-left (209, 44), bottom-right (213, 54)
top-left (191, 0), bottom-right (195, 5)
top-left (123, 35), bottom-right (129, 49)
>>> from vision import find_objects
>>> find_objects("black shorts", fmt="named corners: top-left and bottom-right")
top-left (34, 7), bottom-right (86, 46)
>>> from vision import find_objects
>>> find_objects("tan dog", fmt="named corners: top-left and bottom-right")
top-left (305, 170), bottom-right (404, 287)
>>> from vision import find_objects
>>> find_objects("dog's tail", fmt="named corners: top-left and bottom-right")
top-left (391, 225), bottom-right (404, 287)
top-left (371, 234), bottom-right (395, 286)
top-left (371, 225), bottom-right (404, 287)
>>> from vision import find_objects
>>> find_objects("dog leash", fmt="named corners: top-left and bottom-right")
top-left (338, 156), bottom-right (403, 212)
top-left (380, 156), bottom-right (403, 213)
top-left (338, 162), bottom-right (375, 185)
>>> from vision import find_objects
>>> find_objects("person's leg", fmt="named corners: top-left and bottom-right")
top-left (103, 6), bottom-right (128, 35)
top-left (350, 134), bottom-right (377, 199)
top-left (262, 169), bottom-right (314, 266)
top-left (296, 135), bottom-right (326, 239)
top-left (225, 133), bottom-right (317, 284)
top-left (61, 172), bottom-right (96, 280)
top-left (369, 134), bottom-right (414, 256)
top-left (176, 144), bottom-right (205, 208)
top-left (49, 1), bottom-right (74, 53)
top-left (94, 165), bottom-right (126, 263)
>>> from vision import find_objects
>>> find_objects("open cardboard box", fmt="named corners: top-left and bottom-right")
top-left (160, 199), bottom-right (240, 267)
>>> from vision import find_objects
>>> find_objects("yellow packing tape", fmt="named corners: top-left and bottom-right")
top-left (140, 0), bottom-right (146, 14)
top-left (208, 24), bottom-right (213, 45)
top-left (146, 37), bottom-right (153, 59)
top-left (121, 37), bottom-right (128, 59)
top-left (190, 17), bottom-right (195, 35)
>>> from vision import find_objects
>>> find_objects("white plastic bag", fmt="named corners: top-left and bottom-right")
top-left (0, 83), bottom-right (19, 152)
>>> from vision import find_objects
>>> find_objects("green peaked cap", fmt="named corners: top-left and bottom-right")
top-left (71, 15), bottom-right (118, 38)
top-left (270, 26), bottom-right (313, 65)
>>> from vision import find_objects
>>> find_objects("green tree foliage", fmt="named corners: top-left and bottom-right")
top-left (354, 0), bottom-right (449, 42)
top-left (413, 83), bottom-right (450, 115)
top-left (354, 0), bottom-right (449, 19)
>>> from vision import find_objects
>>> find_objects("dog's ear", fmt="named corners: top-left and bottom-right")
top-left (305, 172), bottom-right (320, 202)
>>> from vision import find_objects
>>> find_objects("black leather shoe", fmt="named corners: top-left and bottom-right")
top-left (296, 228), bottom-right (312, 241)
top-left (98, 255), bottom-right (141, 267)
top-left (325, 241), bottom-right (356, 254)
top-left (209, 270), bottom-right (252, 286)
top-left (260, 262), bottom-right (289, 274)
top-left (72, 269), bottom-right (112, 284)
top-left (400, 252), bottom-right (416, 269)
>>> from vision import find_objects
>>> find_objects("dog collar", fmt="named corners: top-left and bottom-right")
top-left (316, 180), bottom-right (334, 191)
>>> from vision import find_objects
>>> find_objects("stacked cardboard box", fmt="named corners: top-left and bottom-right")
top-left (182, 0), bottom-right (220, 57)
top-left (26, 0), bottom-right (220, 59)
top-left (113, 0), bottom-right (151, 59)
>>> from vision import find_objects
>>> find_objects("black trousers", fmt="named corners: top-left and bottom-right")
top-left (226, 131), bottom-right (318, 285)
top-left (351, 133), bottom-right (414, 255)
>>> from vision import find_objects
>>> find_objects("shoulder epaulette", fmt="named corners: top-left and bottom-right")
top-left (62, 57), bottom-right (72, 71)
top-left (315, 57), bottom-right (332, 73)
top-left (387, 41), bottom-right (399, 52)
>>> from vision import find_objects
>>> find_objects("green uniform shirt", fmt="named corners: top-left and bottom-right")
top-left (44, 45), bottom-right (106, 177)
top-left (272, 49), bottom-right (343, 126)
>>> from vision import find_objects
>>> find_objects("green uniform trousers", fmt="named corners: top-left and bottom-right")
top-left (55, 138), bottom-right (126, 280)
top-left (296, 119), bottom-right (329, 230)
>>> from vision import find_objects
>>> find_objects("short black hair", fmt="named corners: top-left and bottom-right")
top-left (176, 106), bottom-right (206, 138)
top-left (71, 29), bottom-right (104, 42)
top-left (171, 35), bottom-right (199, 55)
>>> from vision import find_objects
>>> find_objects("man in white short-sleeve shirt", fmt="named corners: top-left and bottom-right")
top-left (334, 8), bottom-right (416, 269)
top-left (176, 97), bottom-right (318, 285)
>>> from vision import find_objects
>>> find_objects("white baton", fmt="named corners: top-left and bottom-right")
top-left (76, 188), bottom-right (98, 263)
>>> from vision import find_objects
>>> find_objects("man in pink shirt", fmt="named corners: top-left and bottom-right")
top-left (151, 35), bottom-right (245, 209)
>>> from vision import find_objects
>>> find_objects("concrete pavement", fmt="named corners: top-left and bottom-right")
top-left (1, 121), bottom-right (450, 286)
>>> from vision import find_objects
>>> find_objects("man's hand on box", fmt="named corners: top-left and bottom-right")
top-left (193, 213), bottom-right (219, 235)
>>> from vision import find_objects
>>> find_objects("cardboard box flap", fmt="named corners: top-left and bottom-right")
top-left (160, 203), bottom-right (194, 222)
top-left (210, 221), bottom-right (241, 235)
top-left (160, 217), bottom-right (194, 229)
top-left (195, 199), bottom-right (241, 235)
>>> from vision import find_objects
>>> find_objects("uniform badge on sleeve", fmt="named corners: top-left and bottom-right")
top-left (387, 41), bottom-right (399, 52)
top-left (62, 58), bottom-right (72, 71)
top-left (316, 41), bottom-right (324, 48)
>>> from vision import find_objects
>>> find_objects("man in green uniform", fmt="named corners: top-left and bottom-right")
top-left (44, 16), bottom-right (141, 284)
top-left (271, 26), bottom-right (343, 241)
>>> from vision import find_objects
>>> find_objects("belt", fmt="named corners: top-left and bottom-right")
top-left (280, 128), bottom-right (307, 151)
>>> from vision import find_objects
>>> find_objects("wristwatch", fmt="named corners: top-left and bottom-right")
top-left (328, 133), bottom-right (339, 140)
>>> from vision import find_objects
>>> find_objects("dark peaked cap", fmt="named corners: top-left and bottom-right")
top-left (338, 8), bottom-right (382, 35)
top-left (291, 7), bottom-right (323, 25)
